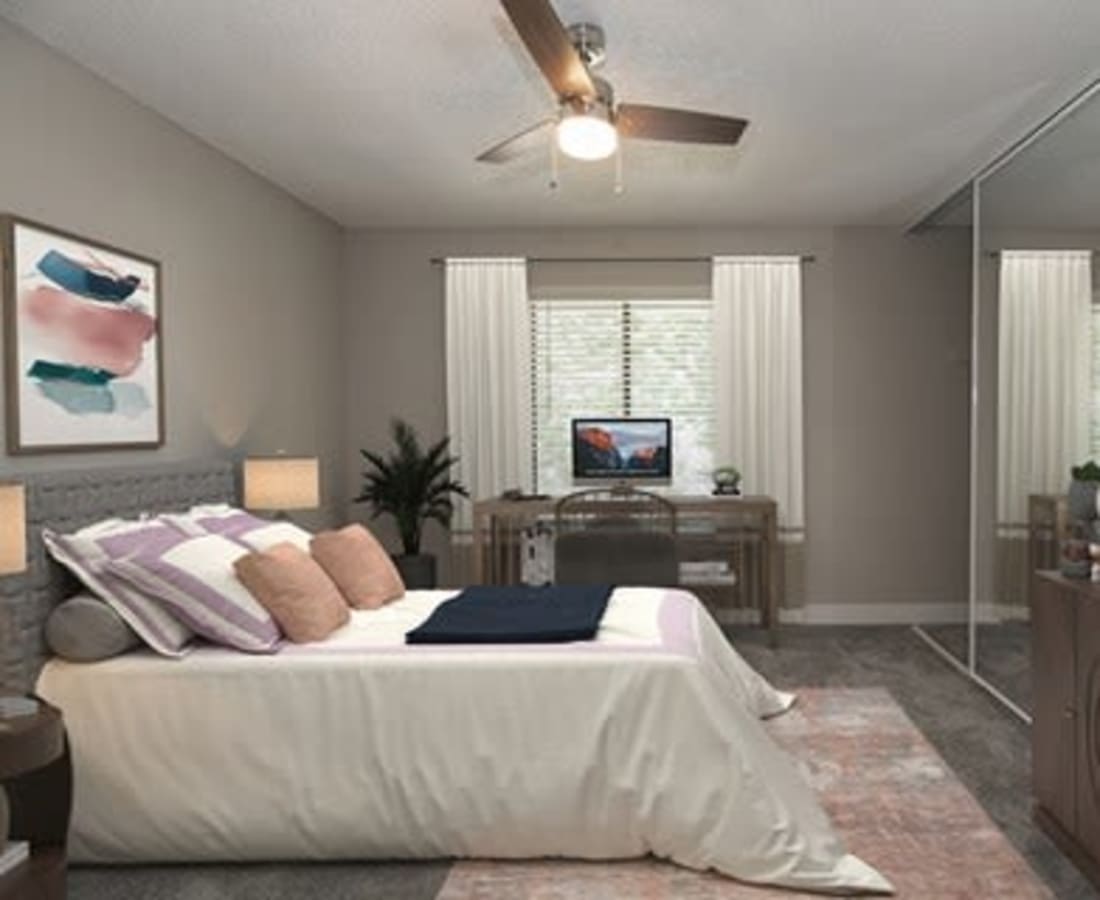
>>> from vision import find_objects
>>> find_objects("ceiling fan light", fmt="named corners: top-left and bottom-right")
top-left (556, 112), bottom-right (618, 161)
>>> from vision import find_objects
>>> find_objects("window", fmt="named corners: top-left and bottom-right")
top-left (529, 298), bottom-right (716, 494)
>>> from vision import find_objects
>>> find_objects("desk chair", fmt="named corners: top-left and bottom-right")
top-left (553, 487), bottom-right (678, 586)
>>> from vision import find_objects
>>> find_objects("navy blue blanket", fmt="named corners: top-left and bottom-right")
top-left (405, 584), bottom-right (614, 644)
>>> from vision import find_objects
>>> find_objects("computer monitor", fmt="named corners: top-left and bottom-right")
top-left (571, 418), bottom-right (672, 485)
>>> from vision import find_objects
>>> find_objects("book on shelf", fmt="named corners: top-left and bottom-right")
top-left (679, 560), bottom-right (730, 575)
top-left (0, 840), bottom-right (29, 876)
top-left (679, 573), bottom-right (738, 586)
top-left (0, 696), bottom-right (38, 719)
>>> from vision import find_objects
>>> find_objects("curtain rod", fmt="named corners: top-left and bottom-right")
top-left (430, 254), bottom-right (816, 265)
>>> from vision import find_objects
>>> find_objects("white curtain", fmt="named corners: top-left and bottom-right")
top-left (712, 256), bottom-right (805, 537)
top-left (997, 250), bottom-right (1092, 530)
top-left (445, 258), bottom-right (532, 530)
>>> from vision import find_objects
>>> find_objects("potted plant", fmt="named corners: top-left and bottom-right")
top-left (1068, 460), bottom-right (1100, 522)
top-left (353, 419), bottom-right (468, 589)
top-left (712, 465), bottom-right (741, 496)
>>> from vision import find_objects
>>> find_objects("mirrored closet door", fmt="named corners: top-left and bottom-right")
top-left (975, 86), bottom-right (1100, 716)
top-left (916, 185), bottom-right (974, 672)
top-left (914, 81), bottom-right (1100, 719)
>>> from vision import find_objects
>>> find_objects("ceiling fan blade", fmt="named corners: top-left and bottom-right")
top-left (617, 104), bottom-right (748, 146)
top-left (499, 0), bottom-right (596, 100)
top-left (476, 118), bottom-right (556, 163)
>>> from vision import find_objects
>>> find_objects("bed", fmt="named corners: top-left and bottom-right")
top-left (5, 462), bottom-right (891, 895)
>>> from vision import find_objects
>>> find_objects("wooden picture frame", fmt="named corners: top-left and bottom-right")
top-left (2, 216), bottom-right (164, 454)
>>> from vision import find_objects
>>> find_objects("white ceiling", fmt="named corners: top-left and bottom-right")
top-left (3, 0), bottom-right (1100, 229)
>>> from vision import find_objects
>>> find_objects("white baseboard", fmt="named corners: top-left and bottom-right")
top-left (990, 604), bottom-right (1028, 622)
top-left (707, 602), bottom-right (1037, 627)
top-left (712, 602), bottom-right (969, 627)
top-left (792, 603), bottom-right (969, 625)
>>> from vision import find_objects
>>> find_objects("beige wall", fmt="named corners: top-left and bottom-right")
top-left (342, 226), bottom-right (972, 617)
top-left (0, 21), bottom-right (346, 526)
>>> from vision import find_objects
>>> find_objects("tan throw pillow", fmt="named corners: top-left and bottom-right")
top-left (234, 543), bottom-right (350, 643)
top-left (310, 524), bottom-right (405, 609)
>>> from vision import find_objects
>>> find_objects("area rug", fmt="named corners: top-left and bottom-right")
top-left (436, 688), bottom-right (1051, 899)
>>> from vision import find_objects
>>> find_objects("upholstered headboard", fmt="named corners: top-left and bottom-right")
top-left (0, 460), bottom-right (237, 694)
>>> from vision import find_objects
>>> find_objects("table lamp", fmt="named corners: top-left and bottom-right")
top-left (0, 482), bottom-right (34, 859)
top-left (243, 457), bottom-right (319, 519)
top-left (0, 484), bottom-right (26, 577)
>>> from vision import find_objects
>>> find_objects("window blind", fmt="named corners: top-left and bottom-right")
top-left (530, 298), bottom-right (716, 495)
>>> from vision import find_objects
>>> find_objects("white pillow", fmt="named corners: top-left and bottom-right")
top-left (234, 521), bottom-right (312, 552)
top-left (162, 505), bottom-right (312, 552)
top-left (106, 534), bottom-right (281, 653)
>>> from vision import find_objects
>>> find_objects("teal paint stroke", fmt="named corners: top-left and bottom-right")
top-left (27, 360), bottom-right (116, 385)
top-left (36, 380), bottom-right (151, 418)
top-left (38, 380), bottom-right (113, 415)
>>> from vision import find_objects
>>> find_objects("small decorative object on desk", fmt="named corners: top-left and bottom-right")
top-left (0, 698), bottom-right (37, 720)
top-left (1065, 462), bottom-right (1100, 578)
top-left (712, 465), bottom-right (741, 496)
top-left (1061, 524), bottom-right (1092, 579)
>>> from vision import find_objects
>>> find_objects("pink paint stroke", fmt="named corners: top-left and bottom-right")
top-left (21, 286), bottom-right (155, 376)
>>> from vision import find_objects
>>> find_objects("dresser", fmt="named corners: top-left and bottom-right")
top-left (1032, 571), bottom-right (1100, 888)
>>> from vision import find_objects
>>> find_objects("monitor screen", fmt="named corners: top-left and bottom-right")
top-left (571, 418), bottom-right (672, 481)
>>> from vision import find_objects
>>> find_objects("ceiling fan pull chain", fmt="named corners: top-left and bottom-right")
top-left (614, 140), bottom-right (624, 195)
top-left (549, 133), bottom-right (560, 191)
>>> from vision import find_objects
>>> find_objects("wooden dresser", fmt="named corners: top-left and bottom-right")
top-left (1032, 571), bottom-right (1100, 887)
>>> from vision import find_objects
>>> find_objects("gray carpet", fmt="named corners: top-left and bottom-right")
top-left (922, 621), bottom-right (1033, 714)
top-left (67, 626), bottom-right (1096, 900)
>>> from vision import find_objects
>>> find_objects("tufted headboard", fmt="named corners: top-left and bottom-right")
top-left (0, 460), bottom-right (237, 694)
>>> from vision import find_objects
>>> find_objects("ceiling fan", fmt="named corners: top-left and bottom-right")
top-left (477, 0), bottom-right (748, 166)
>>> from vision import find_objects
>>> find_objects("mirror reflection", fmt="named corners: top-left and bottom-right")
top-left (980, 89), bottom-right (1100, 714)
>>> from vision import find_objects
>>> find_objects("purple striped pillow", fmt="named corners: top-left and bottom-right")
top-left (43, 521), bottom-right (195, 657)
top-left (106, 534), bottom-right (280, 653)
top-left (163, 506), bottom-right (312, 552)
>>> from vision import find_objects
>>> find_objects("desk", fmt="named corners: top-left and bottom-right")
top-left (471, 494), bottom-right (780, 638)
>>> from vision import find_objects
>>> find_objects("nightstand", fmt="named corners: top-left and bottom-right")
top-left (0, 698), bottom-right (71, 900)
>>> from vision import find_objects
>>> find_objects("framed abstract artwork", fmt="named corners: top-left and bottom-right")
top-left (2, 217), bottom-right (164, 453)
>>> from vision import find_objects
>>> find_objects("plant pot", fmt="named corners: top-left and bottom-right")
top-left (1061, 535), bottom-right (1093, 579)
top-left (393, 554), bottom-right (437, 589)
top-left (1068, 478), bottom-right (1099, 521)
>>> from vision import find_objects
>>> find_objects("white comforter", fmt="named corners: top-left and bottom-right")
top-left (38, 588), bottom-right (891, 894)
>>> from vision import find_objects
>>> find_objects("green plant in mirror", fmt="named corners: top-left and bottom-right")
top-left (713, 465), bottom-right (741, 485)
top-left (1071, 460), bottom-right (1100, 482)
top-left (354, 419), bottom-right (469, 555)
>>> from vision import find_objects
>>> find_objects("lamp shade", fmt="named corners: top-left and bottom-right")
top-left (243, 458), bottom-right (320, 512)
top-left (0, 483), bottom-right (27, 576)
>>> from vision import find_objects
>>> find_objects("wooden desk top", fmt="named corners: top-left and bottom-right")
top-left (1035, 570), bottom-right (1100, 600)
top-left (475, 494), bottom-right (777, 515)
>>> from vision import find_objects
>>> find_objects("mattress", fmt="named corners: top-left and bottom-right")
top-left (37, 588), bottom-right (891, 894)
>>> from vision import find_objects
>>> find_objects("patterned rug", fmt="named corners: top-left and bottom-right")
top-left (437, 688), bottom-right (1051, 899)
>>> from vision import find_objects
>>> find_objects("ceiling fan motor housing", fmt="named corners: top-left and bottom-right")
top-left (567, 22), bottom-right (606, 69)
